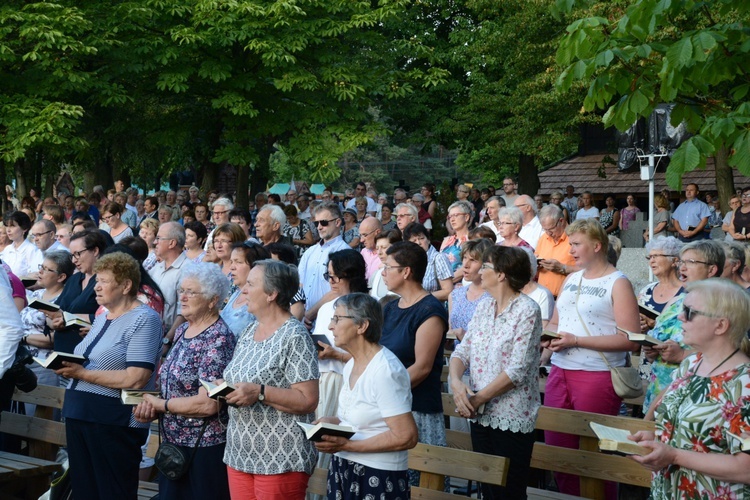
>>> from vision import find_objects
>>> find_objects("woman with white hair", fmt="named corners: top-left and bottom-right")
top-left (134, 262), bottom-right (235, 499)
top-left (497, 207), bottom-right (532, 249)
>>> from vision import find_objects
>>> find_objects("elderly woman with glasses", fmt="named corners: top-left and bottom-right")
top-left (440, 201), bottom-right (473, 280)
top-left (640, 240), bottom-right (725, 417)
top-left (314, 293), bottom-right (418, 500)
top-left (134, 263), bottom-right (235, 500)
top-left (497, 206), bottom-right (532, 249)
top-left (222, 260), bottom-right (319, 497)
top-left (630, 279), bottom-right (750, 499)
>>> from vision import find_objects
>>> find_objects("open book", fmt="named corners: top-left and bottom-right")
top-left (199, 379), bottom-right (235, 399)
top-left (64, 311), bottom-right (91, 328)
top-left (540, 330), bottom-right (562, 342)
top-left (590, 422), bottom-right (650, 456)
top-left (638, 304), bottom-right (660, 320)
top-left (27, 298), bottom-right (61, 312)
top-left (121, 389), bottom-right (160, 405)
top-left (727, 431), bottom-right (750, 453)
top-left (33, 352), bottom-right (87, 370)
top-left (617, 327), bottom-right (662, 347)
top-left (297, 421), bottom-right (355, 442)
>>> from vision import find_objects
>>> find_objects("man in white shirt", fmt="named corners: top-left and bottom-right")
top-left (148, 222), bottom-right (188, 343)
top-left (345, 182), bottom-right (377, 215)
top-left (515, 195), bottom-right (543, 249)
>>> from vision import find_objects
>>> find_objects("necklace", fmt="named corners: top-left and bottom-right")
top-left (708, 348), bottom-right (740, 376)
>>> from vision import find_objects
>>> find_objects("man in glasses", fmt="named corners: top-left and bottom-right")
top-left (535, 204), bottom-right (578, 297)
top-left (672, 183), bottom-right (711, 242)
top-left (501, 177), bottom-right (519, 206)
top-left (298, 202), bottom-right (349, 321)
top-left (514, 194), bottom-right (543, 250)
top-left (32, 219), bottom-right (66, 254)
top-left (149, 222), bottom-right (188, 344)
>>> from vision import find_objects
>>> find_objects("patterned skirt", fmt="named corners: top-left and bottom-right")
top-left (327, 455), bottom-right (409, 500)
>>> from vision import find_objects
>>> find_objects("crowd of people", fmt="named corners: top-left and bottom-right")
top-left (0, 177), bottom-right (748, 500)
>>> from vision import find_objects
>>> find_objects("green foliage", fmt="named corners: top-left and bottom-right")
top-left (556, 0), bottom-right (750, 189)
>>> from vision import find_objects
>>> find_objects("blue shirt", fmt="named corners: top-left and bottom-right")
top-left (672, 198), bottom-right (710, 230)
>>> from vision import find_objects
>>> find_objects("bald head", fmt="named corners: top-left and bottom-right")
top-left (514, 194), bottom-right (537, 222)
top-left (359, 216), bottom-right (382, 250)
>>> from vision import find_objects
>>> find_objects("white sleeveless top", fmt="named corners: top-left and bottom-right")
top-left (551, 269), bottom-right (628, 371)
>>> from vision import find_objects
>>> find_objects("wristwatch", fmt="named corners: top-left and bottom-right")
top-left (162, 337), bottom-right (173, 347)
top-left (258, 384), bottom-right (266, 402)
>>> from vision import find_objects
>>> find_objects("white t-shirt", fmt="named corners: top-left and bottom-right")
top-left (519, 216), bottom-right (543, 250)
top-left (551, 270), bottom-right (628, 371)
top-left (312, 300), bottom-right (347, 375)
top-left (575, 206), bottom-right (600, 220)
top-left (525, 285), bottom-right (554, 321)
top-left (336, 348), bottom-right (413, 471)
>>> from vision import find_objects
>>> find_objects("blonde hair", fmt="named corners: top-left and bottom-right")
top-left (685, 278), bottom-right (750, 355)
top-left (654, 193), bottom-right (669, 210)
top-left (139, 218), bottom-right (159, 233)
top-left (566, 218), bottom-right (609, 255)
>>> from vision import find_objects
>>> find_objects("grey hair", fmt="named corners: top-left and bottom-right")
top-left (180, 262), bottom-right (230, 308)
top-left (723, 241), bottom-right (746, 275)
top-left (539, 204), bottom-right (563, 222)
top-left (162, 221), bottom-right (186, 248)
top-left (43, 250), bottom-right (75, 280)
top-left (412, 193), bottom-right (425, 202)
top-left (486, 195), bottom-right (505, 207)
top-left (680, 240), bottom-right (725, 276)
top-left (259, 204), bottom-right (287, 227)
top-left (158, 205), bottom-right (173, 215)
top-left (35, 219), bottom-right (56, 232)
top-left (498, 206), bottom-right (523, 227)
top-left (212, 197), bottom-right (234, 211)
top-left (334, 293), bottom-right (383, 343)
top-left (448, 200), bottom-right (473, 215)
top-left (314, 201), bottom-right (342, 219)
top-left (254, 259), bottom-right (299, 311)
top-left (517, 195), bottom-right (538, 215)
top-left (645, 236), bottom-right (683, 257)
top-left (395, 203), bottom-right (418, 219)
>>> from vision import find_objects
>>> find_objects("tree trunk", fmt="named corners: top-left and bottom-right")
top-left (714, 146), bottom-right (734, 215)
top-left (517, 154), bottom-right (540, 196)
top-left (14, 159), bottom-right (28, 198)
top-left (249, 138), bottom-right (276, 199)
top-left (236, 162), bottom-right (249, 209)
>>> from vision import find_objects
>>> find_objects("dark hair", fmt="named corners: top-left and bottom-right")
top-left (282, 204), bottom-right (298, 217)
top-left (88, 192), bottom-right (101, 203)
top-left (386, 241), bottom-right (427, 284)
top-left (381, 203), bottom-right (394, 213)
top-left (72, 219), bottom-right (96, 231)
top-left (44, 251), bottom-right (75, 281)
top-left (469, 226), bottom-right (497, 242)
top-left (231, 241), bottom-right (271, 267)
top-left (146, 196), bottom-right (159, 209)
top-left (268, 193), bottom-right (282, 204)
top-left (4, 211), bottom-right (33, 237)
top-left (402, 222), bottom-right (428, 241)
top-left (229, 209), bottom-right (252, 225)
top-left (328, 249), bottom-right (368, 293)
top-left (484, 246), bottom-right (531, 292)
top-left (334, 293), bottom-right (383, 343)
top-left (70, 229), bottom-right (109, 256)
top-left (265, 243), bottom-right (298, 266)
top-left (102, 202), bottom-right (123, 216)
top-left (376, 228), bottom-right (402, 245)
top-left (183, 220), bottom-right (208, 245)
top-left (118, 236), bottom-right (149, 261)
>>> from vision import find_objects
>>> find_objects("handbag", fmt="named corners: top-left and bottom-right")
top-left (574, 274), bottom-right (644, 399)
top-left (154, 417), bottom-right (209, 480)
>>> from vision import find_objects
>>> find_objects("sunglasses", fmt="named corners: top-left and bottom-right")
top-left (682, 304), bottom-right (717, 322)
top-left (315, 218), bottom-right (339, 227)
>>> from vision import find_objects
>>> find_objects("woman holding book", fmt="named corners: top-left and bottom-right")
top-left (542, 218), bottom-right (641, 499)
top-left (314, 293), bottom-right (417, 499)
top-left (53, 252), bottom-right (162, 499)
top-left (450, 245), bottom-right (542, 499)
top-left (222, 260), bottom-right (319, 498)
top-left (630, 279), bottom-right (750, 498)
top-left (134, 262), bottom-right (235, 500)
top-left (641, 240), bottom-right (724, 414)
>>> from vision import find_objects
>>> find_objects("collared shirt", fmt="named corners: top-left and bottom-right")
top-left (1, 239), bottom-right (42, 277)
top-left (360, 247), bottom-right (381, 281)
top-left (519, 216), bottom-right (543, 250)
top-left (121, 208), bottom-right (138, 229)
top-left (672, 198), bottom-right (710, 230)
top-left (298, 235), bottom-right (349, 311)
top-left (148, 252), bottom-right (188, 332)
top-left (535, 231), bottom-right (575, 297)
top-left (46, 240), bottom-right (69, 253)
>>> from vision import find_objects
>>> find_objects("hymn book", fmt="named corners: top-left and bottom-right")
top-left (120, 390), bottom-right (160, 405)
top-left (297, 421), bottom-right (355, 442)
top-left (199, 379), bottom-right (235, 399)
top-left (590, 422), bottom-right (650, 456)
top-left (33, 352), bottom-right (87, 370)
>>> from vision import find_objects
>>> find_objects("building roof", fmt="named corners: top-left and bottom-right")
top-left (538, 154), bottom-right (750, 196)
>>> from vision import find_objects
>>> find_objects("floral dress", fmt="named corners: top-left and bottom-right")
top-left (282, 219), bottom-right (313, 259)
top-left (651, 354), bottom-right (750, 499)
top-left (643, 294), bottom-right (687, 409)
top-left (599, 208), bottom-right (619, 237)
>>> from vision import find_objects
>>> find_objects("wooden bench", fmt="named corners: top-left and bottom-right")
top-left (441, 393), bottom-right (654, 499)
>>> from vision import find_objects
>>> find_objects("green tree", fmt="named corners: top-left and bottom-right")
top-left (555, 0), bottom-right (750, 209)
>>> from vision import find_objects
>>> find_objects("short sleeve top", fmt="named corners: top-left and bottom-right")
top-left (381, 295), bottom-right (448, 414)
top-left (223, 318), bottom-right (319, 475)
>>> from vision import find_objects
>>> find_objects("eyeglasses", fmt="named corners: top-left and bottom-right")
top-left (101, 214), bottom-right (116, 223)
top-left (447, 213), bottom-right (468, 219)
top-left (178, 288), bottom-right (205, 298)
top-left (31, 230), bottom-right (54, 239)
top-left (498, 221), bottom-right (515, 226)
top-left (323, 271), bottom-right (341, 284)
top-left (212, 210), bottom-right (228, 216)
top-left (360, 229), bottom-right (379, 238)
top-left (383, 265), bottom-right (405, 272)
top-left (154, 236), bottom-right (174, 243)
top-left (56, 233), bottom-right (72, 240)
top-left (645, 254), bottom-right (675, 260)
top-left (682, 304), bottom-right (718, 322)
top-left (542, 219), bottom-right (561, 233)
top-left (481, 263), bottom-right (495, 270)
top-left (71, 248), bottom-right (92, 260)
top-left (315, 218), bottom-right (339, 227)
top-left (396, 214), bottom-right (414, 219)
top-left (213, 239), bottom-right (232, 245)
top-left (38, 265), bottom-right (59, 274)
top-left (677, 259), bottom-right (710, 267)
top-left (331, 315), bottom-right (355, 325)
top-left (742, 194), bottom-right (750, 198)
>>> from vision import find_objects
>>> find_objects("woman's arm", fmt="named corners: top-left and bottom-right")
top-left (291, 301), bottom-right (305, 321)
top-left (24, 332), bottom-right (53, 349)
top-left (606, 210), bottom-right (620, 234)
top-left (293, 226), bottom-right (315, 247)
top-left (407, 316), bottom-right (445, 388)
top-left (315, 412), bottom-right (418, 455)
top-left (347, 237), bottom-right (360, 249)
top-left (141, 390), bottom-right (221, 419)
top-left (225, 379), bottom-right (319, 415)
top-left (55, 364), bottom-right (152, 389)
top-left (432, 278), bottom-right (454, 302)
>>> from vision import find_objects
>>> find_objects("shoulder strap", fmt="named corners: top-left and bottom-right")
top-left (574, 273), bottom-right (615, 370)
